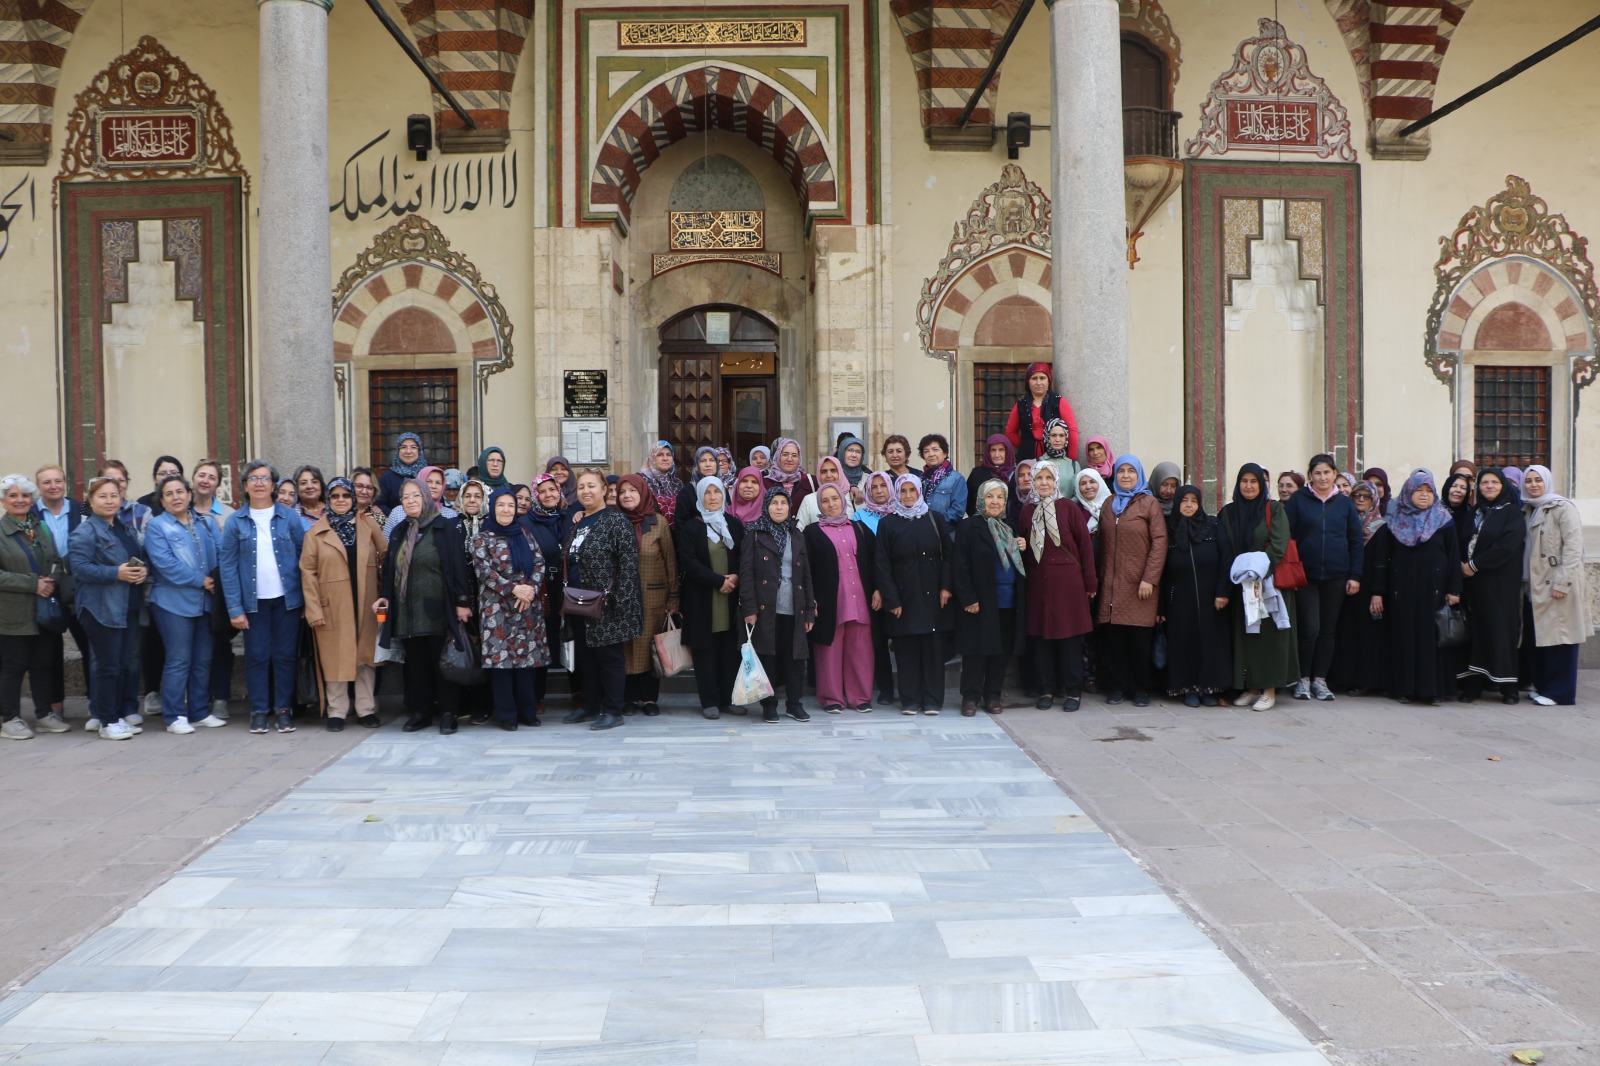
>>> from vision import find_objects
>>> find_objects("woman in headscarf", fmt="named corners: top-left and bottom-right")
top-left (762, 437), bottom-right (816, 512)
top-left (952, 478), bottom-right (1029, 716)
top-left (561, 470), bottom-right (642, 731)
top-left (1435, 470), bottom-right (1477, 699)
top-left (452, 478), bottom-right (493, 724)
top-left (675, 446), bottom-right (723, 520)
top-left (639, 441), bottom-right (685, 527)
top-left (835, 436), bottom-right (869, 502)
top-left (545, 456), bottom-right (579, 506)
top-left (1036, 420), bottom-right (1081, 500)
top-left (474, 446), bottom-right (511, 492)
top-left (1003, 361), bottom-right (1079, 463)
top-left (1361, 467), bottom-right (1395, 517)
top-left (804, 483), bottom-right (876, 714)
top-left (375, 478), bottom-right (472, 734)
top-left (1083, 436), bottom-right (1114, 480)
top-left (874, 475), bottom-right (953, 715)
top-left (300, 477), bottom-right (386, 731)
top-left (739, 487), bottom-right (816, 723)
top-left (469, 487), bottom-right (548, 729)
top-left (526, 475), bottom-right (570, 717)
top-left (384, 465), bottom-right (455, 537)
top-left (1334, 472), bottom-right (1355, 496)
top-left (1448, 459), bottom-right (1479, 505)
top-left (0, 474), bottom-right (64, 741)
top-left (456, 480), bottom-right (489, 542)
top-left (797, 455), bottom-right (856, 530)
top-left (1159, 486), bottom-right (1232, 706)
top-left (616, 473), bottom-right (678, 717)
top-left (378, 432), bottom-right (426, 513)
top-left (728, 467), bottom-right (767, 526)
top-left (1367, 470), bottom-right (1462, 705)
top-left (1502, 467), bottom-right (1525, 494)
top-left (275, 478), bottom-right (298, 509)
top-left (1215, 462), bottom-right (1298, 711)
top-left (1018, 463), bottom-right (1098, 712)
top-left (967, 434), bottom-right (1017, 516)
top-left (1007, 460), bottom-right (1037, 529)
top-left (715, 448), bottom-right (738, 489)
top-left (677, 475), bottom-right (745, 721)
top-left (1455, 468), bottom-right (1524, 705)
top-left (1075, 468), bottom-right (1110, 538)
top-left (1148, 461), bottom-right (1183, 516)
top-left (1284, 454), bottom-right (1365, 703)
top-left (1521, 464), bottom-right (1590, 706)
top-left (748, 445), bottom-right (772, 473)
top-left (856, 470), bottom-right (900, 705)
top-left (1328, 481), bottom-right (1391, 695)
top-left (1095, 455), bottom-right (1166, 706)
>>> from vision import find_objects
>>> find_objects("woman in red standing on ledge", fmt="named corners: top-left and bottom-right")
top-left (1004, 362), bottom-right (1080, 463)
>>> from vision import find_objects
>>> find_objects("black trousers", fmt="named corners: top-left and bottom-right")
top-left (959, 607), bottom-right (1016, 701)
top-left (1099, 624), bottom-right (1154, 696)
top-left (141, 618), bottom-right (164, 696)
top-left (401, 633), bottom-right (461, 721)
top-left (488, 667), bottom-right (539, 723)
top-left (895, 632), bottom-right (945, 711)
top-left (0, 633), bottom-right (54, 721)
top-left (624, 670), bottom-right (661, 705)
top-left (757, 614), bottom-right (806, 710)
top-left (692, 628), bottom-right (740, 711)
top-left (1296, 576), bottom-right (1347, 680)
top-left (573, 617), bottom-right (625, 715)
top-left (1032, 633), bottom-right (1085, 698)
top-left (39, 620), bottom-right (90, 706)
top-left (872, 613), bottom-right (895, 700)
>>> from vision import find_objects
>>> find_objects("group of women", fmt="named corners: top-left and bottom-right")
top-left (0, 409), bottom-right (1591, 740)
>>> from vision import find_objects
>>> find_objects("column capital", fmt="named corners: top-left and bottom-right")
top-left (258, 0), bottom-right (333, 10)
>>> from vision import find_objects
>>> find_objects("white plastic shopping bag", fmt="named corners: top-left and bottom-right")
top-left (730, 623), bottom-right (774, 705)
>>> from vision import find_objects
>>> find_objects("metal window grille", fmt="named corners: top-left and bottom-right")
top-left (974, 363), bottom-right (1032, 465)
top-left (370, 369), bottom-right (460, 472)
top-left (1473, 365), bottom-right (1550, 470)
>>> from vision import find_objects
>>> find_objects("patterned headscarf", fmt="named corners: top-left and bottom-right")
top-left (976, 478), bottom-right (1025, 574)
top-left (1043, 420), bottom-right (1073, 462)
top-left (1074, 467), bottom-right (1108, 532)
top-left (325, 476), bottom-right (359, 548)
top-left (389, 432), bottom-right (426, 479)
top-left (814, 484), bottom-right (852, 527)
top-left (892, 474), bottom-right (929, 519)
top-left (765, 438), bottom-right (804, 486)
top-left (1029, 463), bottom-right (1062, 561)
top-left (695, 476), bottom-right (735, 548)
top-left (456, 478), bottom-right (490, 540)
top-left (728, 467), bottom-right (767, 524)
top-left (747, 485), bottom-right (797, 557)
top-left (1012, 459), bottom-right (1039, 506)
top-left (714, 448), bottom-right (737, 489)
top-left (1109, 455), bottom-right (1152, 516)
top-left (639, 441), bottom-right (684, 506)
top-left (394, 477), bottom-right (440, 602)
top-left (1350, 481), bottom-right (1386, 543)
top-left (1388, 469), bottom-right (1452, 547)
top-left (860, 470), bottom-right (897, 516)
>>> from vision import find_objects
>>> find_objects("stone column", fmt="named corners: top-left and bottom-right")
top-left (257, 0), bottom-right (337, 471)
top-left (1046, 0), bottom-right (1129, 450)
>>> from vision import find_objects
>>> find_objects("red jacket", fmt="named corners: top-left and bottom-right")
top-left (1005, 395), bottom-right (1079, 461)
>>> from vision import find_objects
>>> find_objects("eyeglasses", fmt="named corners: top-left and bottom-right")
top-left (328, 492), bottom-right (353, 500)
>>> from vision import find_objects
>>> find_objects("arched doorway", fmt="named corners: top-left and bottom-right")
top-left (659, 306), bottom-right (780, 463)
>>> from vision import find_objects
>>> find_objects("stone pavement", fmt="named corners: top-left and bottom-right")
top-left (1002, 673), bottom-right (1600, 1066)
top-left (0, 706), bottom-right (1331, 1066)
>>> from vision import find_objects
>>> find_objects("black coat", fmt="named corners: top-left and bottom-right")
top-left (676, 514), bottom-right (744, 649)
top-left (952, 515), bottom-right (1027, 656)
top-left (1370, 522), bottom-right (1463, 700)
top-left (1463, 503), bottom-right (1525, 684)
top-left (803, 520), bottom-right (876, 646)
top-left (738, 526), bottom-right (816, 659)
top-left (1158, 520), bottom-right (1233, 692)
top-left (380, 517), bottom-right (471, 612)
top-left (875, 512), bottom-right (952, 637)
top-left (564, 507), bottom-right (643, 647)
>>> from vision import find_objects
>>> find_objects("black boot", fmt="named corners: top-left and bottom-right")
top-left (589, 712), bottom-right (624, 730)
top-left (401, 714), bottom-right (432, 732)
top-left (563, 708), bottom-right (598, 724)
top-left (438, 713), bottom-right (458, 735)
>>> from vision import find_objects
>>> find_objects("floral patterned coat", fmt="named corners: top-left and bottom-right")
top-left (469, 529), bottom-right (551, 669)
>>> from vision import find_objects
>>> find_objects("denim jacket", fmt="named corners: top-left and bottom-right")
top-left (69, 515), bottom-right (140, 628)
top-left (220, 503), bottom-right (305, 617)
top-left (924, 469), bottom-right (969, 531)
top-left (147, 511), bottom-right (219, 618)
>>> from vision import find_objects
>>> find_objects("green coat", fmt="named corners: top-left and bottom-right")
top-left (0, 514), bottom-right (62, 637)
top-left (1216, 500), bottom-right (1300, 689)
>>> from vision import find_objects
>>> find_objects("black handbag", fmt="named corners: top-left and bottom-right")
top-left (559, 531), bottom-right (609, 619)
top-left (34, 595), bottom-right (69, 634)
top-left (1435, 603), bottom-right (1468, 649)
top-left (438, 619), bottom-right (485, 686)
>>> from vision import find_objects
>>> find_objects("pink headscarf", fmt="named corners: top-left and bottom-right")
top-left (815, 455), bottom-right (850, 497)
top-left (416, 465), bottom-right (446, 504)
top-left (727, 466), bottom-right (767, 524)
top-left (1083, 436), bottom-right (1114, 478)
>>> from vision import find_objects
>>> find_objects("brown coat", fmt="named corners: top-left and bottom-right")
top-left (300, 515), bottom-right (386, 683)
top-left (1095, 492), bottom-right (1167, 628)
top-left (623, 515), bottom-right (680, 674)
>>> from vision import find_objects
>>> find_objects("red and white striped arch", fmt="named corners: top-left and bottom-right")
top-left (0, 0), bottom-right (94, 163)
top-left (926, 247), bottom-right (1052, 357)
top-left (1436, 257), bottom-right (1596, 357)
top-left (334, 261), bottom-right (504, 365)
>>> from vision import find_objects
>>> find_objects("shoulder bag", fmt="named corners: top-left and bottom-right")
top-left (10, 532), bottom-right (69, 634)
top-left (1265, 503), bottom-right (1307, 590)
top-left (560, 526), bottom-right (610, 619)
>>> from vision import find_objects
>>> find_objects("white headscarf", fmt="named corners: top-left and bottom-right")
top-left (1074, 468), bottom-right (1109, 533)
top-left (892, 474), bottom-right (929, 519)
top-left (695, 475), bottom-right (734, 549)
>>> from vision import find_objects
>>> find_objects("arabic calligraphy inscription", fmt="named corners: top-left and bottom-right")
top-left (618, 19), bottom-right (806, 48)
top-left (97, 110), bottom-right (203, 167)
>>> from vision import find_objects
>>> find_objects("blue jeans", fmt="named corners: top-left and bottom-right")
top-left (80, 610), bottom-right (139, 726)
top-left (150, 605), bottom-right (213, 723)
top-left (242, 597), bottom-right (301, 715)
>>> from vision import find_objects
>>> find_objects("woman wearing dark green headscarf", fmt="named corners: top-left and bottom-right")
top-left (475, 446), bottom-right (510, 491)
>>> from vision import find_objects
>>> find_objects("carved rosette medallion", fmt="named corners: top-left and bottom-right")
top-left (1184, 19), bottom-right (1355, 162)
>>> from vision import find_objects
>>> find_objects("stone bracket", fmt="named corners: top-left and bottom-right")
top-left (925, 125), bottom-right (997, 152)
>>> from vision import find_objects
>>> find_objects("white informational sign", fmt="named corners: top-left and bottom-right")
top-left (560, 418), bottom-right (609, 465)
top-left (705, 311), bottom-right (732, 345)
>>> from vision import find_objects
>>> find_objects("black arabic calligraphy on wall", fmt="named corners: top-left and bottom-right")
top-left (331, 130), bottom-right (519, 221)
top-left (0, 172), bottom-right (38, 266)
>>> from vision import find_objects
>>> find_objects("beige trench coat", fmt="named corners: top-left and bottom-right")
top-left (300, 515), bottom-right (387, 682)
top-left (1526, 496), bottom-right (1591, 647)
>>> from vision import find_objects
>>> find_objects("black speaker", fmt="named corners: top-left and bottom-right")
top-left (1006, 112), bottom-right (1032, 160)
top-left (406, 114), bottom-right (432, 161)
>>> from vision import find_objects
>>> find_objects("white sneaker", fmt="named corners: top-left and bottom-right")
top-left (84, 717), bottom-right (102, 731)
top-left (1, 719), bottom-right (35, 740)
top-left (1291, 678), bottom-right (1311, 700)
top-left (193, 715), bottom-right (227, 728)
top-left (166, 717), bottom-right (194, 734)
top-left (125, 712), bottom-right (144, 726)
top-left (99, 721), bottom-right (134, 740)
top-left (143, 692), bottom-right (161, 715)
top-left (35, 712), bottom-right (70, 733)
top-left (1529, 692), bottom-right (1557, 707)
top-left (211, 699), bottom-right (231, 721)
top-left (1252, 691), bottom-right (1277, 712)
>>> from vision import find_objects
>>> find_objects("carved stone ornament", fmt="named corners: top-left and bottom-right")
top-left (652, 251), bottom-right (782, 277)
top-left (1119, 0), bottom-right (1181, 101)
top-left (331, 214), bottom-right (515, 383)
top-left (56, 35), bottom-right (247, 193)
top-left (917, 163), bottom-right (1051, 359)
top-left (1424, 174), bottom-right (1600, 388)
top-left (1184, 19), bottom-right (1355, 162)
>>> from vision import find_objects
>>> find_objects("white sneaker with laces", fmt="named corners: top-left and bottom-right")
top-left (35, 712), bottom-right (70, 732)
top-left (143, 692), bottom-right (161, 715)
top-left (1, 719), bottom-right (35, 740)
top-left (193, 715), bottom-right (227, 728)
top-left (125, 712), bottom-right (145, 726)
top-left (1310, 679), bottom-right (1335, 701)
top-left (100, 721), bottom-right (134, 740)
top-left (167, 717), bottom-right (194, 734)
top-left (84, 717), bottom-right (101, 731)
top-left (1291, 678), bottom-right (1311, 700)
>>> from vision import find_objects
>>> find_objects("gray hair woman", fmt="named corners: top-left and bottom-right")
top-left (0, 474), bottom-right (66, 739)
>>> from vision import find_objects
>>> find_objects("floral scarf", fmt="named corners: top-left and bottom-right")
top-left (1388, 469), bottom-right (1453, 547)
top-left (892, 474), bottom-right (930, 519)
top-left (977, 478), bottom-right (1025, 574)
top-left (765, 438), bottom-right (804, 486)
top-left (747, 486), bottom-right (796, 557)
top-left (860, 471), bottom-right (897, 516)
top-left (1029, 467), bottom-right (1063, 561)
top-left (389, 432), bottom-right (426, 479)
top-left (325, 477), bottom-right (359, 548)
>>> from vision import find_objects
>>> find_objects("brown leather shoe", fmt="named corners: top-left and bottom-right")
top-left (986, 699), bottom-right (1004, 715)
top-left (960, 699), bottom-right (978, 717)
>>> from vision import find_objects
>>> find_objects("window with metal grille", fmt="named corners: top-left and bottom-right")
top-left (973, 363), bottom-right (1032, 464)
top-left (370, 369), bottom-right (460, 472)
top-left (1474, 365), bottom-right (1550, 470)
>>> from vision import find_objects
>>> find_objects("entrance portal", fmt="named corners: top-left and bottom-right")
top-left (659, 306), bottom-right (780, 462)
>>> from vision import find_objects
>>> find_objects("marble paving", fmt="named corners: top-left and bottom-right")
top-left (0, 711), bottom-right (1333, 1065)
